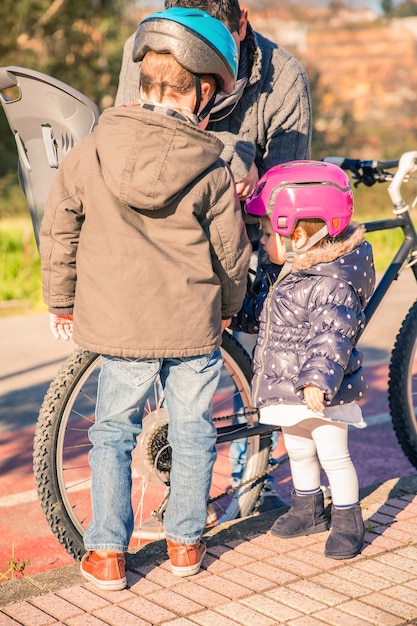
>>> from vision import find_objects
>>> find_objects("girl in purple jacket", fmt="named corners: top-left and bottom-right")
top-left (246, 160), bottom-right (375, 560)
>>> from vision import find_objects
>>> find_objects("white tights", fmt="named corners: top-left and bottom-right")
top-left (281, 418), bottom-right (359, 507)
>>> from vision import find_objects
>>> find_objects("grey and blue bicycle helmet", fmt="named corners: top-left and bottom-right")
top-left (132, 7), bottom-right (238, 95)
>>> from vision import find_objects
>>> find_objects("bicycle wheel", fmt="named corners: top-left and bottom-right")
top-left (33, 332), bottom-right (273, 560)
top-left (388, 299), bottom-right (417, 469)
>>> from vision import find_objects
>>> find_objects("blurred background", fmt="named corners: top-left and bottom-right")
top-left (1, 0), bottom-right (417, 313)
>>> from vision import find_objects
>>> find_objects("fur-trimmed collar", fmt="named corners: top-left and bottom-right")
top-left (292, 223), bottom-right (365, 272)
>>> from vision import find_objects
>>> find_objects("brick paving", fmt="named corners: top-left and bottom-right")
top-left (2, 477), bottom-right (417, 625)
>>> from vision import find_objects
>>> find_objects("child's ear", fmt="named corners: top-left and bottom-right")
top-left (292, 225), bottom-right (309, 250)
top-left (200, 79), bottom-right (215, 101)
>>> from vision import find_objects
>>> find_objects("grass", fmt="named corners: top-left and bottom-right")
top-left (0, 545), bottom-right (30, 582)
top-left (0, 214), bottom-right (44, 316)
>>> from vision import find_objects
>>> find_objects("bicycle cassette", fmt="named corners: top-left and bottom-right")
top-left (132, 408), bottom-right (171, 485)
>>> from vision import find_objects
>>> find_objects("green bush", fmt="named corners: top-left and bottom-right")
top-left (0, 215), bottom-right (43, 315)
top-left (0, 174), bottom-right (28, 219)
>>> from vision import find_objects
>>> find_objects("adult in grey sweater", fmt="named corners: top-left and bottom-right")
top-left (115, 1), bottom-right (312, 200)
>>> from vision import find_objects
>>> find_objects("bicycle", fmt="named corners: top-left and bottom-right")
top-left (29, 150), bottom-right (417, 561)
top-left (3, 66), bottom-right (417, 562)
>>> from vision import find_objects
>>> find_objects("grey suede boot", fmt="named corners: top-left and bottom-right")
top-left (270, 490), bottom-right (329, 538)
top-left (324, 504), bottom-right (365, 560)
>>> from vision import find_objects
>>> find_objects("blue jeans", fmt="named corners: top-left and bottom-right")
top-left (84, 351), bottom-right (222, 551)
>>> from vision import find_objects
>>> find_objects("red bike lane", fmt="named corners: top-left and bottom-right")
top-left (0, 426), bottom-right (74, 579)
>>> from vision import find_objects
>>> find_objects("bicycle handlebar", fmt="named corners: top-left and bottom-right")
top-left (323, 156), bottom-right (399, 186)
top-left (388, 151), bottom-right (417, 209)
top-left (324, 151), bottom-right (417, 213)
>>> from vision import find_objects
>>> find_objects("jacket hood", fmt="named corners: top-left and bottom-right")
top-left (93, 105), bottom-right (225, 210)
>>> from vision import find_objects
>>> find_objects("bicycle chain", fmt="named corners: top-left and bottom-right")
top-left (209, 406), bottom-right (289, 503)
top-left (208, 456), bottom-right (289, 504)
top-left (212, 408), bottom-right (260, 422)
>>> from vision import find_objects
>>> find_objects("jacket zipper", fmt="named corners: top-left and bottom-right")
top-left (252, 275), bottom-right (278, 404)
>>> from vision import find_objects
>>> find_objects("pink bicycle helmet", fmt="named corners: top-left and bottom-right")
top-left (246, 160), bottom-right (354, 238)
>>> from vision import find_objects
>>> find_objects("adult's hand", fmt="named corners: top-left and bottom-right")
top-left (235, 163), bottom-right (259, 200)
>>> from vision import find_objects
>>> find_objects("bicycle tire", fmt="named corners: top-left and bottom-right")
top-left (388, 299), bottom-right (417, 469)
top-left (33, 332), bottom-right (272, 560)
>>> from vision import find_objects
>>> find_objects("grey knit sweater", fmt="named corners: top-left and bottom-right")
top-left (115, 24), bottom-right (312, 181)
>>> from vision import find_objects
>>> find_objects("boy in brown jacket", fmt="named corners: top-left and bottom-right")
top-left (40, 8), bottom-right (251, 590)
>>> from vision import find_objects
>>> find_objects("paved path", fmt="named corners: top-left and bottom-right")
top-left (0, 311), bottom-right (76, 577)
top-left (0, 310), bottom-right (74, 432)
top-left (2, 477), bottom-right (417, 624)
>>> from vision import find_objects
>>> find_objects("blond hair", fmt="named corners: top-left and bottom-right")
top-left (295, 217), bottom-right (330, 246)
top-left (140, 51), bottom-right (216, 103)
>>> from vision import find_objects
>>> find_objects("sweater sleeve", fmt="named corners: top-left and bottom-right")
top-left (211, 132), bottom-right (256, 183)
top-left (259, 50), bottom-right (312, 176)
top-left (115, 33), bottom-right (141, 106)
top-left (207, 37), bottom-right (312, 182)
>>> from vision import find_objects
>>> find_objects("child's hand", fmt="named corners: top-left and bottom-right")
top-left (303, 385), bottom-right (325, 413)
top-left (49, 313), bottom-right (73, 341)
top-left (221, 318), bottom-right (232, 332)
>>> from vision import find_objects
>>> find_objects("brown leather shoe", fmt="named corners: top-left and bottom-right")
top-left (80, 551), bottom-right (126, 590)
top-left (167, 539), bottom-right (206, 577)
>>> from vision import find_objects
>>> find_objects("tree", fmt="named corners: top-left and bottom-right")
top-left (394, 0), bottom-right (417, 16)
top-left (0, 0), bottom-right (136, 105)
top-left (0, 0), bottom-right (143, 206)
top-left (381, 0), bottom-right (394, 14)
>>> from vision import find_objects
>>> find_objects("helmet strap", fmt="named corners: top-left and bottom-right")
top-left (197, 92), bottom-right (217, 122)
top-left (296, 224), bottom-right (329, 254)
top-left (276, 224), bottom-right (329, 284)
top-left (193, 75), bottom-right (219, 122)
top-left (193, 75), bottom-right (202, 116)
top-left (275, 237), bottom-right (296, 284)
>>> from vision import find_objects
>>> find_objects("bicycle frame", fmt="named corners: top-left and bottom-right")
top-left (325, 150), bottom-right (417, 337)
top-left (216, 416), bottom-right (278, 441)
top-left (362, 211), bottom-right (417, 328)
